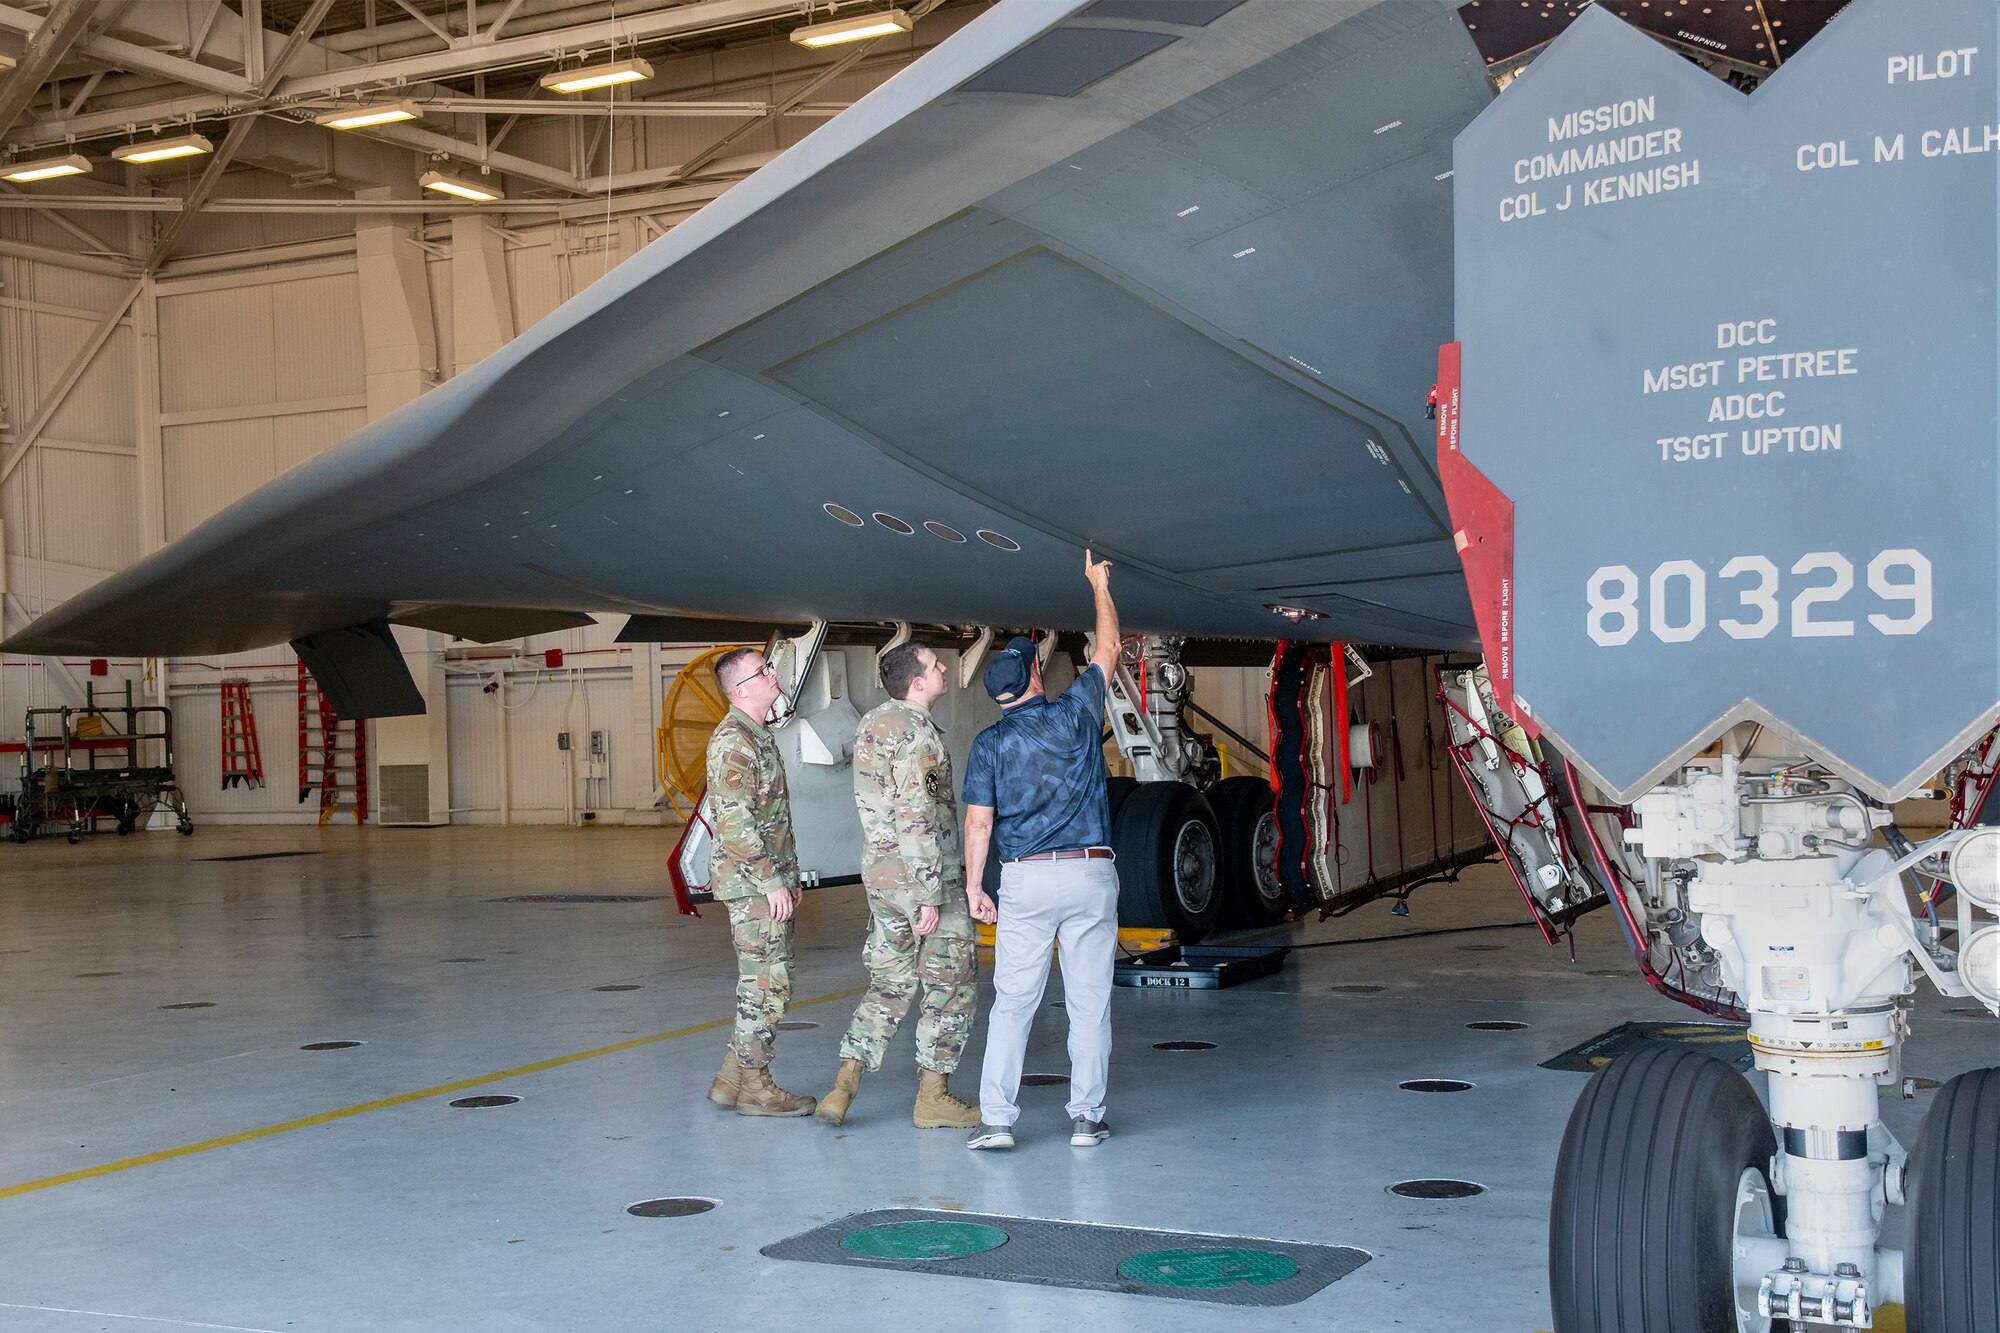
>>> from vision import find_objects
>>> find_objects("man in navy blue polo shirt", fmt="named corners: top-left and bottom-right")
top-left (960, 550), bottom-right (1122, 1151)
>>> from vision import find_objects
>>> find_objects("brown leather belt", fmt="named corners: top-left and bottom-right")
top-left (1004, 847), bottom-right (1114, 863)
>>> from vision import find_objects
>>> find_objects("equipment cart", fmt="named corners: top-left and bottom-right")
top-left (5, 706), bottom-right (194, 844)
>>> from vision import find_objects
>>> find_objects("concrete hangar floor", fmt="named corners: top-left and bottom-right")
top-left (0, 828), bottom-right (1983, 1333)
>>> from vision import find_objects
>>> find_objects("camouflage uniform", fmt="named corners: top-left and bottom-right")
top-left (706, 704), bottom-right (800, 1070)
top-left (837, 697), bottom-right (978, 1074)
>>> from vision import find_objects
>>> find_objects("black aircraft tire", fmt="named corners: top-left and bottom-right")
top-left (1208, 776), bottom-right (1287, 929)
top-left (1906, 1066), bottom-right (2000, 1333)
top-left (1106, 775), bottom-right (1138, 827)
top-left (1111, 782), bottom-right (1220, 943)
top-left (1550, 1043), bottom-right (1781, 1333)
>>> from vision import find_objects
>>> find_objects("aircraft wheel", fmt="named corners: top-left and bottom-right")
top-left (67, 828), bottom-right (82, 845)
top-left (1111, 781), bottom-right (1219, 943)
top-left (1106, 775), bottom-right (1137, 826)
top-left (1905, 1066), bottom-right (2000, 1333)
top-left (1550, 1043), bottom-right (1783, 1333)
top-left (178, 820), bottom-right (195, 836)
top-left (1207, 776), bottom-right (1287, 928)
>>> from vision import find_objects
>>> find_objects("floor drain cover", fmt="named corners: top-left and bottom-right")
top-left (158, 1002), bottom-right (215, 1010)
top-left (766, 1208), bottom-right (1367, 1306)
top-left (441, 957), bottom-right (485, 963)
top-left (1021, 1073), bottom-right (1069, 1087)
top-left (841, 1221), bottom-right (1010, 1261)
top-left (1118, 1248), bottom-right (1299, 1290)
top-left (339, 933), bottom-right (376, 940)
top-left (775, 1020), bottom-right (819, 1031)
top-left (1389, 1179), bottom-right (1486, 1200)
top-left (1400, 1079), bottom-right (1473, 1092)
top-left (1153, 1041), bottom-right (1216, 1052)
top-left (1050, 1000), bottom-right (1066, 1008)
top-left (301, 1040), bottom-right (363, 1050)
top-left (449, 1095), bottom-right (520, 1109)
top-left (1542, 1020), bottom-right (1752, 1073)
top-left (1947, 1007), bottom-right (1994, 1018)
top-left (500, 894), bottom-right (668, 904)
top-left (75, 972), bottom-right (123, 978)
top-left (197, 851), bottom-right (321, 863)
top-left (593, 984), bottom-right (642, 992)
top-left (628, 1197), bottom-right (717, 1218)
top-left (1467, 1021), bottom-right (1528, 1031)
top-left (1586, 969), bottom-right (1628, 978)
top-left (1455, 943), bottom-right (1506, 952)
top-left (1330, 984), bottom-right (1385, 993)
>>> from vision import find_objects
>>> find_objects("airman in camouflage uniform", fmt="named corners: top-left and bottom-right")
top-left (817, 642), bottom-right (980, 1129)
top-left (701, 647), bottom-right (816, 1118)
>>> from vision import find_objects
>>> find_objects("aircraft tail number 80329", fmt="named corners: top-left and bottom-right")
top-left (1585, 549), bottom-right (1933, 647)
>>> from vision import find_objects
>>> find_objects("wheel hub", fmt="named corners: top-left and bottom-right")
top-left (1171, 819), bottom-right (1216, 915)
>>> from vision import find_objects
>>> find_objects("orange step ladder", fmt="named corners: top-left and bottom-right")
top-left (297, 664), bottom-right (369, 825)
top-left (219, 679), bottom-right (265, 790)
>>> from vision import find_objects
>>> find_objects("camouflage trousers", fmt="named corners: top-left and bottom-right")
top-left (837, 884), bottom-right (978, 1074)
top-left (725, 895), bottom-right (795, 1068)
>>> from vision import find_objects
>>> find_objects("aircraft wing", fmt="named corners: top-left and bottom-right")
top-left (3, 0), bottom-right (1489, 665)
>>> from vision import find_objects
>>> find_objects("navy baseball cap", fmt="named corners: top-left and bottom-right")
top-left (983, 635), bottom-right (1039, 703)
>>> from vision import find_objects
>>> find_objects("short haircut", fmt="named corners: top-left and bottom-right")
top-left (713, 646), bottom-right (762, 693)
top-left (879, 641), bottom-right (930, 700)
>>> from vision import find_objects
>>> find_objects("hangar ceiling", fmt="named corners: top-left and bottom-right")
top-left (0, 0), bottom-right (983, 259)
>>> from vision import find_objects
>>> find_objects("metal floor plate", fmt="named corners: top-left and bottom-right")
top-left (762, 1208), bottom-right (1370, 1306)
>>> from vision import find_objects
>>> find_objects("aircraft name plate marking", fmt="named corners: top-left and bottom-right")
top-left (1451, 0), bottom-right (2000, 801)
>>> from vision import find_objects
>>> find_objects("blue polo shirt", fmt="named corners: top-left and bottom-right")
top-left (962, 664), bottom-right (1111, 860)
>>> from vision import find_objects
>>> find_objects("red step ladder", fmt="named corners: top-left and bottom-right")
top-left (297, 664), bottom-right (369, 825)
top-left (219, 679), bottom-right (265, 790)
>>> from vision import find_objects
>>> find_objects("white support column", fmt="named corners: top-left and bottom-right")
top-left (627, 638), bottom-right (671, 825)
top-left (357, 189), bottom-right (449, 822)
top-left (449, 214), bottom-right (514, 376)
top-left (355, 189), bottom-right (439, 417)
top-left (133, 279), bottom-right (167, 555)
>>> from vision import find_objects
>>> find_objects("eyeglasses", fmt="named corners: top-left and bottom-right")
top-left (725, 662), bottom-right (776, 692)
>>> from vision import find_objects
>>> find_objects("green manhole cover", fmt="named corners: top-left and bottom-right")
top-left (1119, 1248), bottom-right (1299, 1289)
top-left (840, 1221), bottom-right (1009, 1261)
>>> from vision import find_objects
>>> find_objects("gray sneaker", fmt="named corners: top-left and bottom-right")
top-left (966, 1122), bottom-right (1014, 1151)
top-left (1070, 1117), bottom-right (1110, 1147)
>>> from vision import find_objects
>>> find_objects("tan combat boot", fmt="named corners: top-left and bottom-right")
top-left (816, 1058), bottom-right (864, 1126)
top-left (914, 1069), bottom-right (980, 1129)
top-left (706, 1053), bottom-right (741, 1109)
top-left (735, 1064), bottom-right (817, 1117)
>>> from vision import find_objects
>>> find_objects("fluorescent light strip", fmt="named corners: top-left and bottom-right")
top-left (790, 8), bottom-right (912, 48)
top-left (539, 58), bottom-right (654, 94)
top-left (420, 170), bottom-right (503, 202)
top-left (2, 154), bottom-right (91, 182)
top-left (112, 134), bottom-right (214, 164)
top-left (316, 100), bottom-right (422, 129)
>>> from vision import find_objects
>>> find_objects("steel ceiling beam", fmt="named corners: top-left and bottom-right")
top-left (0, 3), bottom-right (253, 99)
top-left (0, 0), bottom-right (98, 141)
top-left (6, 0), bottom-right (817, 149)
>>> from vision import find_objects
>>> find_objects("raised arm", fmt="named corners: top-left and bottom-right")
top-left (1086, 548), bottom-right (1121, 680)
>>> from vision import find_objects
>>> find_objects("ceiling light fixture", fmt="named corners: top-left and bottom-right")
top-left (316, 100), bottom-right (422, 129)
top-left (2, 153), bottom-right (91, 182)
top-left (538, 58), bottom-right (654, 93)
top-left (420, 169), bottom-right (504, 201)
top-left (112, 134), bottom-right (214, 164)
top-left (790, 8), bottom-right (912, 48)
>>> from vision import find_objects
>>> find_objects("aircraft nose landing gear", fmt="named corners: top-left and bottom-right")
top-left (1549, 746), bottom-right (2000, 1332)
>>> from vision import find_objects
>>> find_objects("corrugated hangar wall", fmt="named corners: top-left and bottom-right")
top-left (0, 5), bottom-right (1303, 828)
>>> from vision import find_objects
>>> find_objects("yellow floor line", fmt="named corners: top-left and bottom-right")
top-left (0, 986), bottom-right (865, 1202)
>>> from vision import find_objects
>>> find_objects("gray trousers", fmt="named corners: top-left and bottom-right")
top-left (978, 856), bottom-right (1119, 1126)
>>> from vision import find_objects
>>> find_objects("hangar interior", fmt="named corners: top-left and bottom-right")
top-left (0, 3), bottom-right (1990, 1332)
